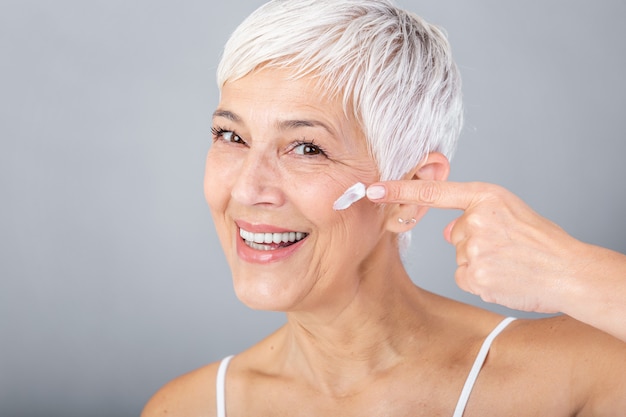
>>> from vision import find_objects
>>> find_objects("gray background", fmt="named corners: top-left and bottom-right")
top-left (1, 1), bottom-right (625, 416)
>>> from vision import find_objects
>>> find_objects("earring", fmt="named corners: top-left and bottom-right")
top-left (398, 218), bottom-right (417, 225)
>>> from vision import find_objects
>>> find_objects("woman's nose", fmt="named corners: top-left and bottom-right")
top-left (230, 150), bottom-right (286, 207)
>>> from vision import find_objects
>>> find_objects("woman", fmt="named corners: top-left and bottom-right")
top-left (142, 0), bottom-right (626, 415)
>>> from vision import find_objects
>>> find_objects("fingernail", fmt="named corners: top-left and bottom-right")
top-left (366, 185), bottom-right (386, 200)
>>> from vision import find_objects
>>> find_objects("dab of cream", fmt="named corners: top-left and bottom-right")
top-left (333, 182), bottom-right (366, 210)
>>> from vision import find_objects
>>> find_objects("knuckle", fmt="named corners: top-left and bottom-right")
top-left (465, 239), bottom-right (481, 258)
top-left (389, 185), bottom-right (404, 200)
top-left (464, 212), bottom-right (483, 228)
top-left (472, 265), bottom-right (491, 288)
top-left (418, 181), bottom-right (441, 204)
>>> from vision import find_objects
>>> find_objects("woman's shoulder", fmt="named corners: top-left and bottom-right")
top-left (439, 296), bottom-right (626, 368)
top-left (500, 314), bottom-right (626, 356)
top-left (140, 328), bottom-right (285, 417)
top-left (140, 359), bottom-right (225, 417)
top-left (430, 294), bottom-right (626, 414)
top-left (491, 315), bottom-right (626, 414)
top-left (424, 290), bottom-right (624, 353)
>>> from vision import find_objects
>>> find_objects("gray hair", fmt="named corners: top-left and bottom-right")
top-left (217, 0), bottom-right (463, 183)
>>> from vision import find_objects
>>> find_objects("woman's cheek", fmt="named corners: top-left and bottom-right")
top-left (285, 169), bottom-right (355, 218)
top-left (204, 148), bottom-right (236, 209)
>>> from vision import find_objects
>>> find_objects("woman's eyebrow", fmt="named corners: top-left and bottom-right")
top-left (213, 109), bottom-right (337, 138)
top-left (275, 119), bottom-right (335, 137)
top-left (212, 109), bottom-right (241, 122)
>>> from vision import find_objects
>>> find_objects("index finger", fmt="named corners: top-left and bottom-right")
top-left (366, 180), bottom-right (483, 210)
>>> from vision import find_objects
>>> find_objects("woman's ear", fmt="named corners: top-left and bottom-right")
top-left (385, 152), bottom-right (450, 232)
top-left (413, 151), bottom-right (450, 182)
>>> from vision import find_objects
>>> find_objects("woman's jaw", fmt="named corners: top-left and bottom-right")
top-left (226, 219), bottom-right (403, 316)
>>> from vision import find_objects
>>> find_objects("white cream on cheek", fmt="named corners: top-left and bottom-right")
top-left (332, 182), bottom-right (366, 210)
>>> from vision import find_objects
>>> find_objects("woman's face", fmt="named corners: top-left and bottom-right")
top-left (205, 68), bottom-right (388, 312)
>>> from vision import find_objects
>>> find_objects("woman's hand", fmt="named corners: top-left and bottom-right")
top-left (367, 180), bottom-right (626, 342)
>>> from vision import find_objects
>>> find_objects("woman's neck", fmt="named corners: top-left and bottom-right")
top-left (277, 257), bottom-right (431, 396)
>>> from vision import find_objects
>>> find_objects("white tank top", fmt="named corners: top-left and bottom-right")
top-left (216, 317), bottom-right (516, 417)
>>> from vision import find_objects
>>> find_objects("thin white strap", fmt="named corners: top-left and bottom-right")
top-left (216, 355), bottom-right (234, 417)
top-left (452, 317), bottom-right (516, 417)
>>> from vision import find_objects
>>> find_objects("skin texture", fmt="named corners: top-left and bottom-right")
top-left (142, 69), bottom-right (626, 417)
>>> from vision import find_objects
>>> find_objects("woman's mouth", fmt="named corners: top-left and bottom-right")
top-left (239, 228), bottom-right (308, 251)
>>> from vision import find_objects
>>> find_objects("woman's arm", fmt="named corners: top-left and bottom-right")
top-left (367, 180), bottom-right (626, 342)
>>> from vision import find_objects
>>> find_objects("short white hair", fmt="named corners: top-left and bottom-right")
top-left (217, 0), bottom-right (463, 183)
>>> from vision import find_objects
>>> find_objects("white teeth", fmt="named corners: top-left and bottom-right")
top-left (239, 228), bottom-right (307, 248)
top-left (247, 241), bottom-right (273, 251)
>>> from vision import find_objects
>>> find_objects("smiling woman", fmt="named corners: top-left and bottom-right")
top-left (141, 0), bottom-right (626, 416)
top-left (206, 68), bottom-right (385, 310)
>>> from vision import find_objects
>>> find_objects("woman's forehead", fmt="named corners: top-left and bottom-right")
top-left (218, 69), bottom-right (362, 138)
top-left (220, 69), bottom-right (333, 108)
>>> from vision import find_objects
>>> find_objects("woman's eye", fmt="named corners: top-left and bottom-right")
top-left (212, 127), bottom-right (245, 145)
top-left (293, 142), bottom-right (325, 156)
top-left (223, 131), bottom-right (243, 143)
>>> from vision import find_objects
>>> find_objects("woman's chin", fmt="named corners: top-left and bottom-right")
top-left (232, 279), bottom-right (304, 312)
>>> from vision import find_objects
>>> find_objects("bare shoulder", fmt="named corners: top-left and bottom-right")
top-left (504, 314), bottom-right (626, 360)
top-left (140, 361), bottom-right (222, 417)
top-left (499, 315), bottom-right (626, 416)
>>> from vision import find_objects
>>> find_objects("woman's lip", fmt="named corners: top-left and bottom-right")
top-left (235, 219), bottom-right (304, 234)
top-left (236, 231), bottom-right (308, 264)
